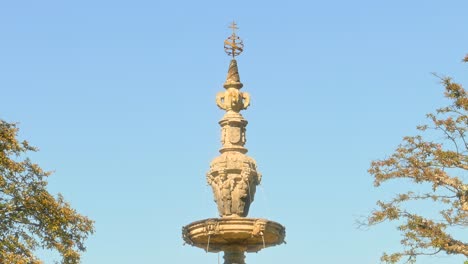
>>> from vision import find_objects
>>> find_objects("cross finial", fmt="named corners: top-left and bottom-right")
top-left (229, 21), bottom-right (238, 36)
top-left (224, 21), bottom-right (244, 58)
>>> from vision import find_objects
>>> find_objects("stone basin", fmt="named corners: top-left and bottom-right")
top-left (182, 217), bottom-right (286, 253)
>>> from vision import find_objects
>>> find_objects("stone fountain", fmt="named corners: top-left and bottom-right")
top-left (182, 22), bottom-right (286, 264)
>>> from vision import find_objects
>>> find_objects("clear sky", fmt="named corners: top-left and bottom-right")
top-left (1, 0), bottom-right (467, 263)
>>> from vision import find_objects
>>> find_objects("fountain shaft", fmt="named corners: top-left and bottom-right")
top-left (224, 250), bottom-right (246, 264)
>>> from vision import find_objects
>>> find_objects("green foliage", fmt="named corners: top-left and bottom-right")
top-left (366, 57), bottom-right (468, 263)
top-left (0, 120), bottom-right (94, 263)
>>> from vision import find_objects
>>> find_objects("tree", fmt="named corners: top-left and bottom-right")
top-left (0, 120), bottom-right (94, 264)
top-left (365, 57), bottom-right (468, 263)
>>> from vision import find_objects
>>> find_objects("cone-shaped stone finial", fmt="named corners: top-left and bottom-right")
top-left (224, 59), bottom-right (243, 89)
top-left (216, 60), bottom-right (250, 112)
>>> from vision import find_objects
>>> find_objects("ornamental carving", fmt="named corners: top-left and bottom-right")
top-left (208, 35), bottom-right (262, 218)
top-left (207, 152), bottom-right (261, 217)
top-left (219, 113), bottom-right (248, 153)
top-left (252, 219), bottom-right (267, 236)
top-left (215, 59), bottom-right (250, 113)
top-left (216, 89), bottom-right (250, 112)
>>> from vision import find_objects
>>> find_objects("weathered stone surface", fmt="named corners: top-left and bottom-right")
top-left (207, 152), bottom-right (261, 217)
top-left (182, 218), bottom-right (286, 253)
top-left (219, 111), bottom-right (248, 154)
top-left (216, 60), bottom-right (250, 113)
top-left (208, 59), bottom-right (262, 218)
top-left (224, 250), bottom-right (246, 264)
top-left (183, 26), bottom-right (286, 264)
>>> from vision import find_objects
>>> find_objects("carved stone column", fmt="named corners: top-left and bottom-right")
top-left (207, 59), bottom-right (261, 218)
top-left (224, 250), bottom-right (246, 264)
top-left (219, 111), bottom-right (248, 154)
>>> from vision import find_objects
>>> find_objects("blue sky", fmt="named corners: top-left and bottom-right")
top-left (1, 1), bottom-right (467, 263)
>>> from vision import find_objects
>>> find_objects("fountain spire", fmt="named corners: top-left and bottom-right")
top-left (182, 22), bottom-right (285, 264)
top-left (211, 22), bottom-right (257, 216)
